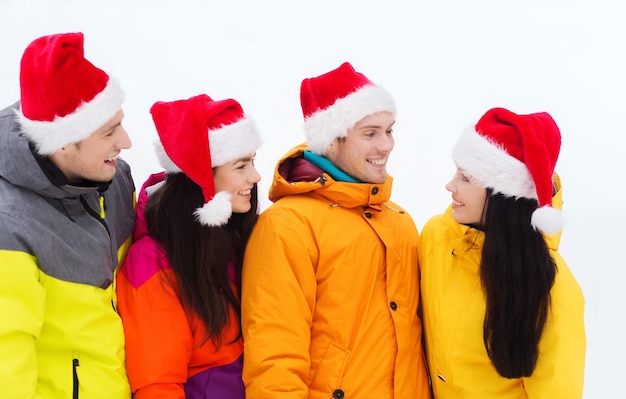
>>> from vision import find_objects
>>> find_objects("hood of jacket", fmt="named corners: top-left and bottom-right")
top-left (268, 143), bottom-right (395, 209)
top-left (0, 102), bottom-right (108, 200)
top-left (545, 172), bottom-right (563, 250)
top-left (132, 171), bottom-right (167, 242)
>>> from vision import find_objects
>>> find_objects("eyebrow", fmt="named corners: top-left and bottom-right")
top-left (234, 154), bottom-right (256, 163)
top-left (107, 122), bottom-right (121, 131)
top-left (357, 121), bottom-right (396, 130)
top-left (101, 116), bottom-right (123, 135)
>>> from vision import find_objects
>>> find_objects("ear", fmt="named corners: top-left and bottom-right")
top-left (52, 142), bottom-right (79, 158)
top-left (51, 146), bottom-right (67, 156)
top-left (325, 138), bottom-right (338, 156)
top-left (56, 145), bottom-right (72, 155)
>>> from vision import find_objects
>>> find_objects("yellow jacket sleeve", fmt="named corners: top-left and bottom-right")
top-left (0, 250), bottom-right (46, 398)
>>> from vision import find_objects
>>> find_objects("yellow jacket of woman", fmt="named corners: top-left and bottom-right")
top-left (241, 144), bottom-right (430, 399)
top-left (419, 175), bottom-right (586, 398)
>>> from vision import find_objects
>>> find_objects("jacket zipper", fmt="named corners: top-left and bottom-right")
top-left (72, 358), bottom-right (80, 399)
top-left (79, 194), bottom-right (110, 236)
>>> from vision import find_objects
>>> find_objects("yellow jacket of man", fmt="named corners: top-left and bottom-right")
top-left (241, 144), bottom-right (430, 399)
top-left (0, 103), bottom-right (135, 398)
top-left (419, 174), bottom-right (586, 398)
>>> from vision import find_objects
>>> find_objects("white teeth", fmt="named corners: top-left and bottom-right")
top-left (453, 200), bottom-right (464, 206)
top-left (105, 156), bottom-right (117, 162)
top-left (239, 189), bottom-right (251, 195)
top-left (368, 159), bottom-right (386, 165)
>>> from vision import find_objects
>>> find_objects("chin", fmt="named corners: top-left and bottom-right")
top-left (92, 172), bottom-right (116, 183)
top-left (371, 177), bottom-right (387, 184)
top-left (450, 210), bottom-right (465, 224)
top-left (232, 204), bottom-right (252, 214)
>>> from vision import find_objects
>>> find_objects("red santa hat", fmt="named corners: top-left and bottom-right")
top-left (452, 107), bottom-right (563, 234)
top-left (16, 32), bottom-right (124, 155)
top-left (150, 94), bottom-right (262, 227)
top-left (300, 62), bottom-right (396, 154)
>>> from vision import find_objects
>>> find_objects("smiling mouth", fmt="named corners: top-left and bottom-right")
top-left (368, 158), bottom-right (386, 165)
top-left (239, 189), bottom-right (252, 195)
top-left (104, 156), bottom-right (117, 163)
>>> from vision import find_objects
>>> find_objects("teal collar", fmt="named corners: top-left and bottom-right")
top-left (303, 150), bottom-right (360, 183)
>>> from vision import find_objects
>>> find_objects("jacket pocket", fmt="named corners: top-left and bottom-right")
top-left (309, 341), bottom-right (351, 392)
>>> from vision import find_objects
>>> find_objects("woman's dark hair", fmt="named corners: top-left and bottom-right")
top-left (144, 172), bottom-right (259, 348)
top-left (480, 188), bottom-right (557, 378)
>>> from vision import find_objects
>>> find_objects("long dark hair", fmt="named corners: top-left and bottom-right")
top-left (144, 173), bottom-right (259, 347)
top-left (480, 188), bottom-right (556, 378)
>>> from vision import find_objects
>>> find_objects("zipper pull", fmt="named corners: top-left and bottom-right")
top-left (99, 193), bottom-right (105, 219)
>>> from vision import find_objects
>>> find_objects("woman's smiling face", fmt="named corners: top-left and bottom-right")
top-left (445, 166), bottom-right (488, 225)
top-left (213, 152), bottom-right (261, 214)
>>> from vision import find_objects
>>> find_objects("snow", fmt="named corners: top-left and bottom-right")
top-left (1, 1), bottom-right (623, 396)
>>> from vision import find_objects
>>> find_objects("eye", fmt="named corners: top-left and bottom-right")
top-left (237, 160), bottom-right (255, 170)
top-left (386, 128), bottom-right (394, 135)
top-left (105, 125), bottom-right (122, 138)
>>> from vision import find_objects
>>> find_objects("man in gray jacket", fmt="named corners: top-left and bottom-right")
top-left (0, 32), bottom-right (135, 398)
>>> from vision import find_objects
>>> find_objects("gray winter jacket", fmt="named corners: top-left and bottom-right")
top-left (0, 101), bottom-right (136, 398)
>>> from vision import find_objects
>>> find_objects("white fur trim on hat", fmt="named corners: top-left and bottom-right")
top-left (531, 205), bottom-right (564, 234)
top-left (453, 126), bottom-right (537, 200)
top-left (154, 139), bottom-right (183, 173)
top-left (154, 117), bottom-right (261, 173)
top-left (193, 191), bottom-right (232, 227)
top-left (15, 77), bottom-right (125, 155)
top-left (303, 85), bottom-right (396, 155)
top-left (210, 117), bottom-right (262, 167)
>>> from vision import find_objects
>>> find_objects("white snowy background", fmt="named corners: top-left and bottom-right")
top-left (1, 1), bottom-right (623, 397)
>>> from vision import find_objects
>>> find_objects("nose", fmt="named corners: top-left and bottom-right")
top-left (116, 125), bottom-right (132, 149)
top-left (445, 178), bottom-right (455, 193)
top-left (249, 165), bottom-right (262, 183)
top-left (377, 134), bottom-right (395, 152)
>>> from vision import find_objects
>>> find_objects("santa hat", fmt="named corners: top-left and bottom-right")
top-left (15, 32), bottom-right (124, 155)
top-left (452, 107), bottom-right (563, 234)
top-left (300, 62), bottom-right (396, 154)
top-left (150, 94), bottom-right (262, 227)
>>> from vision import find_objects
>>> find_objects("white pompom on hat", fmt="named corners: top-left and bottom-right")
top-left (150, 94), bottom-right (262, 227)
top-left (15, 32), bottom-right (124, 155)
top-left (300, 62), bottom-right (396, 155)
top-left (452, 107), bottom-right (563, 234)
